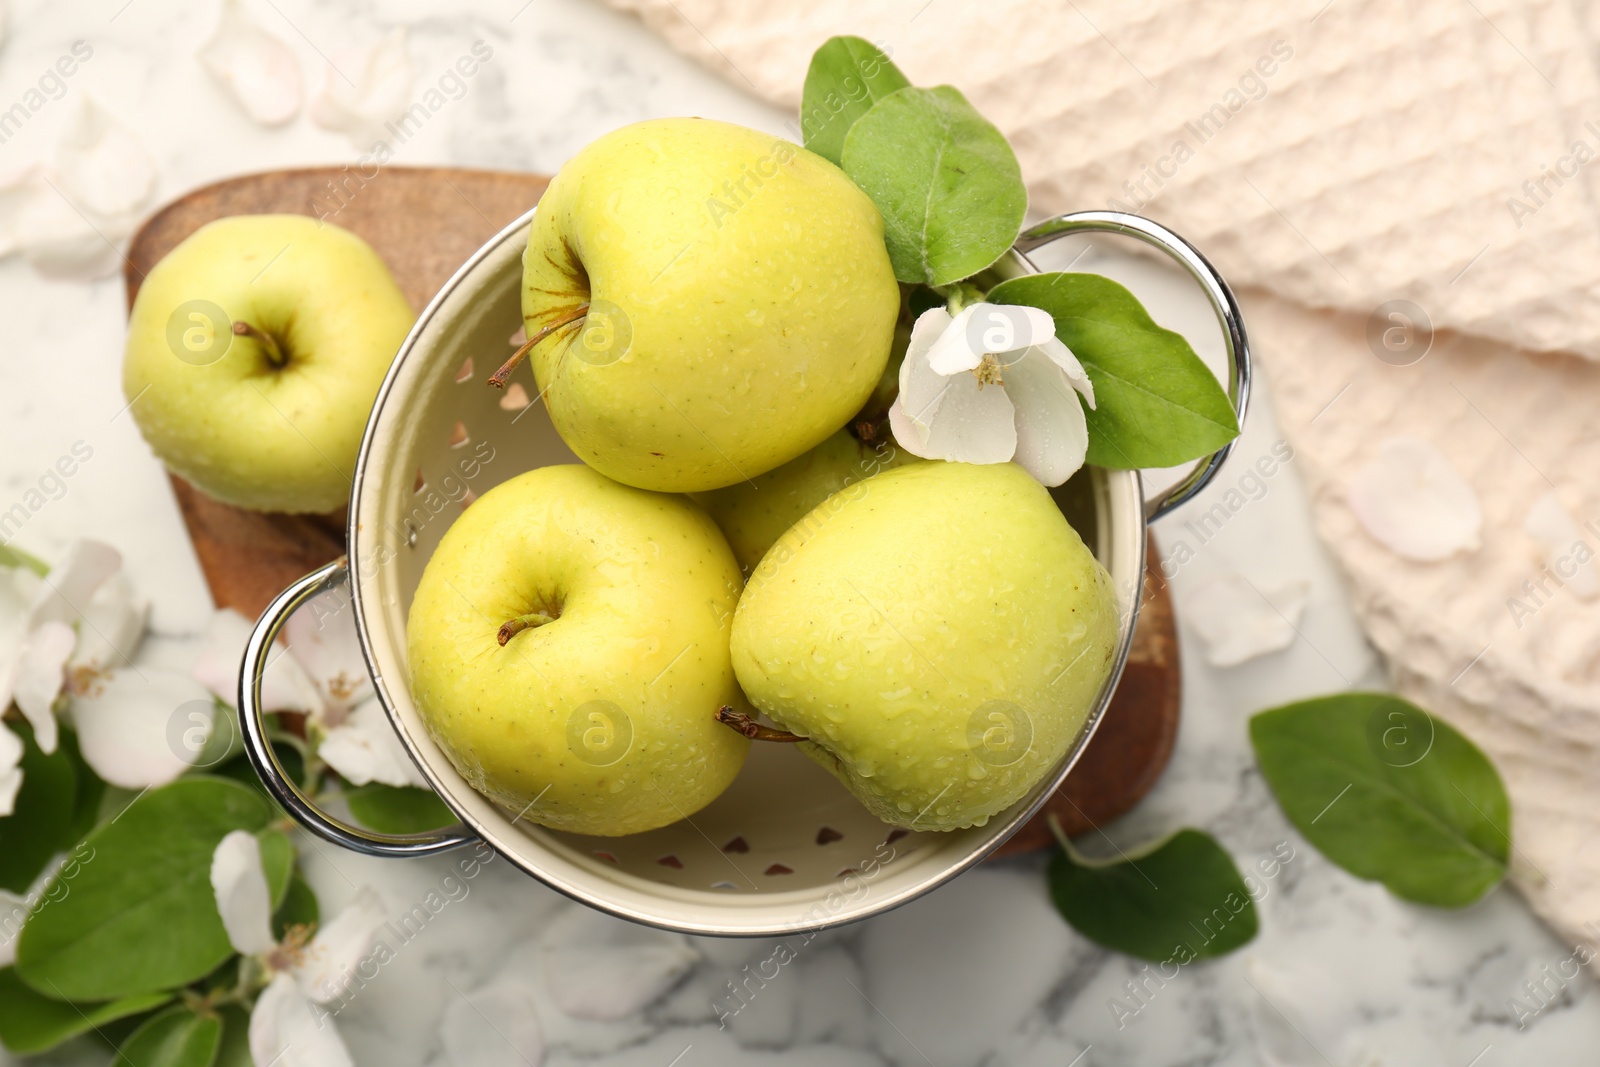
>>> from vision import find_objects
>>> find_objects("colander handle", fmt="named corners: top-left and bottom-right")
top-left (1013, 211), bottom-right (1252, 523)
top-left (239, 557), bottom-right (477, 857)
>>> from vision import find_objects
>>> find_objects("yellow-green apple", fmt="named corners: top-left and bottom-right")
top-left (690, 429), bottom-right (920, 574)
top-left (511, 118), bottom-right (899, 493)
top-left (406, 465), bottom-right (749, 836)
top-left (122, 214), bottom-right (413, 513)
top-left (729, 461), bottom-right (1120, 831)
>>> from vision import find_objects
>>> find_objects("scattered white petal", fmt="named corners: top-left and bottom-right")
top-left (9, 182), bottom-right (132, 280)
top-left (211, 829), bottom-right (277, 956)
top-left (1347, 437), bottom-right (1482, 562)
top-left (193, 607), bottom-right (321, 715)
top-left (318, 695), bottom-right (426, 788)
top-left (29, 539), bottom-right (121, 629)
top-left (13, 621), bottom-right (73, 753)
top-left (1524, 491), bottom-right (1600, 601)
top-left (1005, 352), bottom-right (1090, 487)
top-left (284, 590), bottom-right (370, 716)
top-left (67, 572), bottom-right (149, 674)
top-left (294, 887), bottom-right (387, 1003)
top-left (0, 889), bottom-right (24, 968)
top-left (200, 0), bottom-right (303, 127)
top-left (71, 667), bottom-right (213, 788)
top-left (440, 982), bottom-right (546, 1067)
top-left (1182, 573), bottom-right (1309, 668)
top-left (541, 906), bottom-right (699, 1021)
top-left (0, 724), bottom-right (23, 818)
top-left (309, 28), bottom-right (414, 147)
top-left (251, 972), bottom-right (356, 1067)
top-left (56, 97), bottom-right (157, 219)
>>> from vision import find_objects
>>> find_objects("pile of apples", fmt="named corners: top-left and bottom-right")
top-left (122, 118), bottom-right (1119, 838)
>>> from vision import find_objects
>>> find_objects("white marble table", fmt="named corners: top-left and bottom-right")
top-left (0, 0), bottom-right (1596, 1064)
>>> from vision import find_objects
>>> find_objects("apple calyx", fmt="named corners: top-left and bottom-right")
top-left (497, 611), bottom-right (558, 646)
top-left (232, 321), bottom-right (289, 368)
top-left (490, 303), bottom-right (591, 388)
top-left (715, 706), bottom-right (807, 743)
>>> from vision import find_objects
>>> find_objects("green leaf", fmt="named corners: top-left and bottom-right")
top-left (989, 273), bottom-right (1240, 469)
top-left (113, 1005), bottom-right (222, 1067)
top-left (16, 776), bottom-right (273, 1001)
top-left (0, 721), bottom-right (77, 894)
top-left (0, 543), bottom-right (49, 576)
top-left (1048, 827), bottom-right (1258, 962)
top-left (800, 36), bottom-right (910, 166)
top-left (217, 739), bottom-right (306, 800)
top-left (212, 1004), bottom-right (252, 1067)
top-left (841, 85), bottom-right (1026, 287)
top-left (62, 730), bottom-right (107, 845)
top-left (0, 967), bottom-right (172, 1054)
top-left (1250, 693), bottom-right (1510, 907)
top-left (258, 828), bottom-right (293, 909)
top-left (346, 783), bottom-right (456, 834)
top-left (273, 873), bottom-right (320, 941)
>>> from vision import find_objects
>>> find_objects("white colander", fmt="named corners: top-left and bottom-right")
top-left (238, 210), bottom-right (1250, 937)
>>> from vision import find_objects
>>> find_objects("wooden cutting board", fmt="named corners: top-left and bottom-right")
top-left (122, 166), bottom-right (1180, 849)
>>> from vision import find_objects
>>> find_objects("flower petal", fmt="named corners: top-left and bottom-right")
top-left (440, 981), bottom-right (545, 1067)
top-left (309, 28), bottom-right (414, 148)
top-left (1347, 437), bottom-right (1482, 562)
top-left (294, 887), bottom-right (387, 1003)
top-left (29, 539), bottom-right (121, 629)
top-left (1524, 491), bottom-right (1600, 601)
top-left (210, 829), bottom-right (276, 956)
top-left (56, 97), bottom-right (156, 220)
top-left (199, 0), bottom-right (303, 127)
top-left (1181, 574), bottom-right (1309, 667)
top-left (67, 572), bottom-right (149, 674)
top-left (930, 302), bottom-right (1058, 377)
top-left (317, 696), bottom-right (426, 789)
top-left (914, 372), bottom-right (1017, 466)
top-left (193, 608), bottom-right (321, 715)
top-left (0, 725), bottom-right (23, 819)
top-left (1033, 336), bottom-right (1096, 409)
top-left (924, 304), bottom-right (987, 375)
top-left (541, 906), bottom-right (699, 1021)
top-left (251, 973), bottom-right (355, 1067)
top-left (71, 668), bottom-right (214, 789)
top-left (15, 621), bottom-right (73, 754)
top-left (284, 590), bottom-right (371, 718)
top-left (1005, 353), bottom-right (1091, 487)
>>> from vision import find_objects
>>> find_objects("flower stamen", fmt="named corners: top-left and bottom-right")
top-left (974, 352), bottom-right (1005, 388)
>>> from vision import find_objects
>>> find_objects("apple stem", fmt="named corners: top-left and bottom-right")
top-left (490, 304), bottom-right (591, 388)
top-left (715, 706), bottom-right (807, 743)
top-left (232, 321), bottom-right (287, 368)
top-left (497, 612), bottom-right (557, 646)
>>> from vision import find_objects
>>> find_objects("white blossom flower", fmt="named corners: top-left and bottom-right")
top-left (199, 0), bottom-right (303, 127)
top-left (2, 540), bottom-right (209, 800)
top-left (888, 302), bottom-right (1097, 487)
top-left (194, 592), bottom-right (427, 789)
top-left (309, 28), bottom-right (414, 148)
top-left (210, 831), bottom-right (388, 1067)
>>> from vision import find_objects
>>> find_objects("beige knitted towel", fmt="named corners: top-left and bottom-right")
top-left (602, 0), bottom-right (1600, 952)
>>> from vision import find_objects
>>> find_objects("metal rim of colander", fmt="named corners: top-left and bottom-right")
top-left (239, 205), bottom-right (1250, 937)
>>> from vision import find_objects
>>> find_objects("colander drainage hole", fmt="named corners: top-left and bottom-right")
top-left (885, 829), bottom-right (909, 846)
top-left (721, 836), bottom-right (749, 853)
top-left (592, 850), bottom-right (618, 864)
top-left (500, 382), bottom-right (531, 411)
top-left (657, 855), bottom-right (684, 868)
top-left (454, 357), bottom-right (474, 383)
top-left (815, 826), bottom-right (842, 845)
top-left (764, 864), bottom-right (793, 876)
top-left (449, 421), bottom-right (470, 448)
